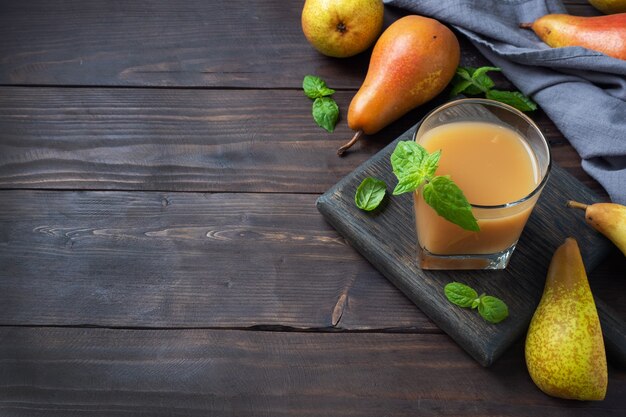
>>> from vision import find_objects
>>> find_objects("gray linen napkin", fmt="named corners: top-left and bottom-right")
top-left (385, 0), bottom-right (626, 203)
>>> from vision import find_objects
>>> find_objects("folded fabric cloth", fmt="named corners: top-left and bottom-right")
top-left (385, 0), bottom-right (626, 203)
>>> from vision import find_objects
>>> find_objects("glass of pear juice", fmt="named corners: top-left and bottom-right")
top-left (414, 99), bottom-right (551, 270)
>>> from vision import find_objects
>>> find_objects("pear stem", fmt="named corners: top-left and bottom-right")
top-left (337, 130), bottom-right (364, 156)
top-left (567, 200), bottom-right (589, 211)
top-left (519, 23), bottom-right (533, 29)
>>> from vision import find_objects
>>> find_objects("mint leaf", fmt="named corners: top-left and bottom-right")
top-left (444, 282), bottom-right (478, 308)
top-left (355, 177), bottom-right (386, 211)
top-left (450, 79), bottom-right (473, 97)
top-left (391, 141), bottom-right (431, 195)
top-left (472, 67), bottom-right (502, 80)
top-left (390, 141), bottom-right (440, 196)
top-left (471, 66), bottom-right (500, 92)
top-left (312, 97), bottom-right (339, 132)
top-left (451, 67), bottom-right (483, 96)
top-left (393, 172), bottom-right (428, 195)
top-left (477, 295), bottom-right (509, 323)
top-left (455, 66), bottom-right (475, 79)
top-left (473, 66), bottom-right (501, 78)
top-left (422, 176), bottom-right (479, 232)
top-left (391, 141), bottom-right (427, 178)
top-left (486, 90), bottom-right (537, 112)
top-left (393, 149), bottom-right (440, 196)
top-left (421, 150), bottom-right (441, 179)
top-left (303, 75), bottom-right (335, 99)
top-left (463, 85), bottom-right (485, 95)
top-left (457, 66), bottom-right (475, 77)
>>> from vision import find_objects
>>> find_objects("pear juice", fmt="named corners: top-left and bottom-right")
top-left (414, 121), bottom-right (540, 255)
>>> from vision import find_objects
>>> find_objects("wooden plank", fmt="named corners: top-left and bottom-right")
top-left (0, 189), bottom-right (437, 331)
top-left (0, 0), bottom-right (594, 88)
top-left (0, 0), bottom-right (390, 88)
top-left (0, 1), bottom-right (497, 89)
top-left (317, 125), bottom-right (624, 366)
top-left (0, 188), bottom-right (621, 333)
top-left (0, 87), bottom-right (604, 196)
top-left (0, 327), bottom-right (624, 417)
top-left (0, 87), bottom-right (386, 193)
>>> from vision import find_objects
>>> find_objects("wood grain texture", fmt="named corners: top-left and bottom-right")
top-left (0, 0), bottom-right (379, 88)
top-left (0, 87), bottom-right (606, 195)
top-left (317, 125), bottom-right (625, 366)
top-left (0, 327), bottom-right (624, 417)
top-left (0, 188), bottom-right (621, 335)
top-left (0, 0), bottom-right (599, 88)
top-left (0, 189), bottom-right (436, 331)
top-left (0, 0), bottom-right (620, 415)
top-left (0, 87), bottom-right (427, 192)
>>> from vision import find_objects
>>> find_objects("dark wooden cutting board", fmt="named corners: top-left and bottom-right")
top-left (317, 123), bottom-right (626, 367)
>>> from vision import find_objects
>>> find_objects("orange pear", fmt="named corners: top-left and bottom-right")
top-left (338, 15), bottom-right (460, 155)
top-left (521, 13), bottom-right (626, 60)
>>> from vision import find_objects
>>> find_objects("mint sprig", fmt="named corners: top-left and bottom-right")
top-left (444, 282), bottom-right (509, 324)
top-left (303, 75), bottom-right (339, 132)
top-left (391, 141), bottom-right (479, 232)
top-left (451, 66), bottom-right (537, 112)
top-left (355, 177), bottom-right (386, 211)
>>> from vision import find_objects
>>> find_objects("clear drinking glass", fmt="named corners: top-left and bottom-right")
top-left (413, 99), bottom-right (551, 270)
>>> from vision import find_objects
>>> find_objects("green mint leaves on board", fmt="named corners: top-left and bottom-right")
top-left (477, 295), bottom-right (510, 324)
top-left (444, 282), bottom-right (478, 308)
top-left (391, 141), bottom-right (479, 232)
top-left (451, 66), bottom-right (537, 112)
top-left (355, 177), bottom-right (387, 211)
top-left (444, 282), bottom-right (509, 324)
top-left (303, 75), bottom-right (339, 132)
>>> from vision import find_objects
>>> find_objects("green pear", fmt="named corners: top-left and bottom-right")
top-left (301, 0), bottom-right (384, 58)
top-left (525, 238), bottom-right (607, 400)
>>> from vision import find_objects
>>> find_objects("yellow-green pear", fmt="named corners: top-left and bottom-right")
top-left (301, 0), bottom-right (384, 58)
top-left (588, 0), bottom-right (626, 14)
top-left (568, 200), bottom-right (626, 257)
top-left (525, 238), bottom-right (607, 401)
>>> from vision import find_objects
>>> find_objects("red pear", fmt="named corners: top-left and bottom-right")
top-left (521, 13), bottom-right (626, 60)
top-left (338, 15), bottom-right (460, 155)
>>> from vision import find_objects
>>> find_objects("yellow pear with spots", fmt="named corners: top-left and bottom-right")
top-left (568, 200), bottom-right (626, 256)
top-left (301, 0), bottom-right (384, 58)
top-left (525, 238), bottom-right (607, 400)
top-left (338, 15), bottom-right (460, 154)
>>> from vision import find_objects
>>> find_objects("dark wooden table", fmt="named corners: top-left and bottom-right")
top-left (1, 0), bottom-right (624, 415)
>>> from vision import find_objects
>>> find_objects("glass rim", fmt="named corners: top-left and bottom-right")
top-left (414, 98), bottom-right (552, 210)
